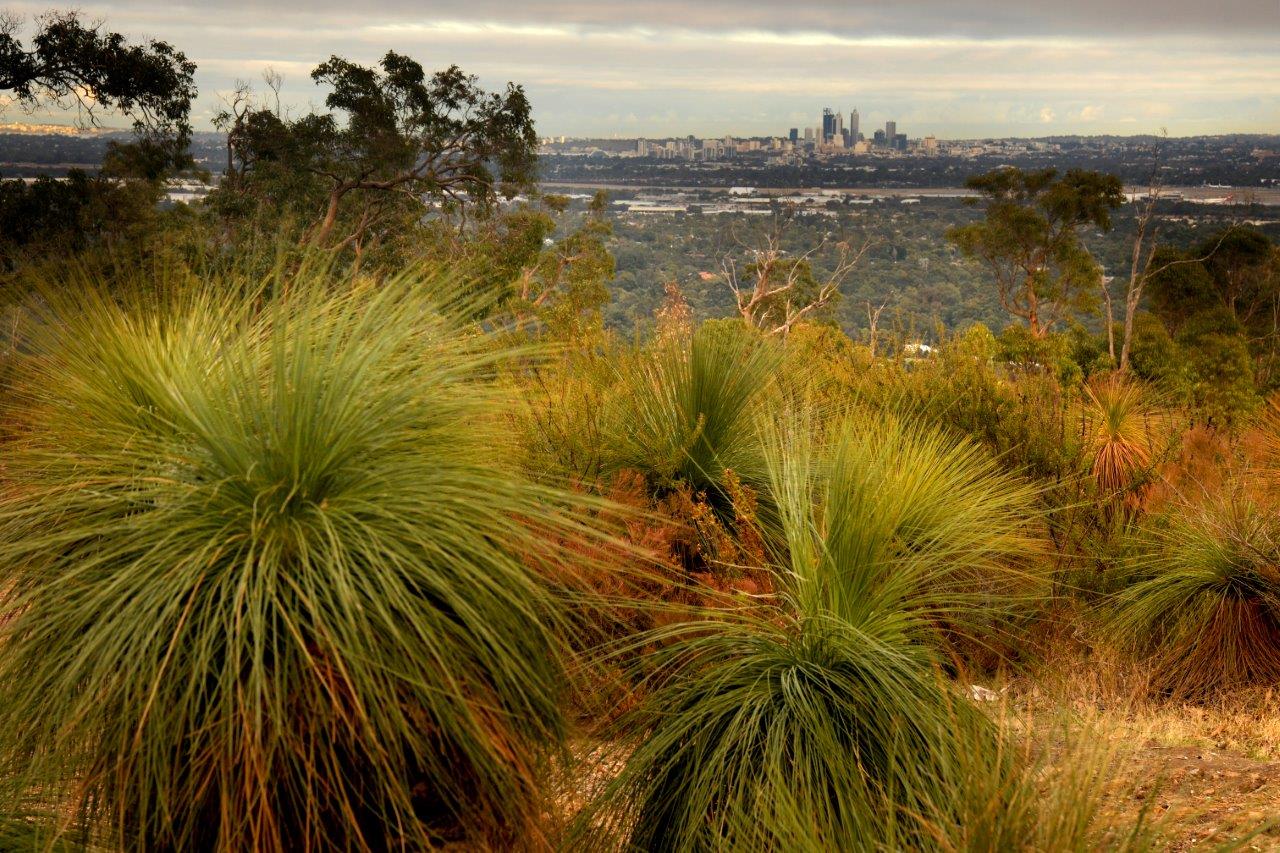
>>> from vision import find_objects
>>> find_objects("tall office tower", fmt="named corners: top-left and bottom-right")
top-left (834, 111), bottom-right (844, 141)
top-left (789, 127), bottom-right (799, 142)
top-left (804, 127), bottom-right (813, 143)
top-left (822, 108), bottom-right (836, 141)
top-left (873, 129), bottom-right (886, 147)
top-left (885, 121), bottom-right (897, 145)
top-left (849, 108), bottom-right (860, 144)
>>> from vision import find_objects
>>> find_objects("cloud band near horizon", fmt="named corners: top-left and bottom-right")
top-left (2, 1), bottom-right (1277, 138)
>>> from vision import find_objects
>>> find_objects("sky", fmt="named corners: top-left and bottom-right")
top-left (3, 1), bottom-right (1279, 138)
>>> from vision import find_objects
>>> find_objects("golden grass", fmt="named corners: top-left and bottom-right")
top-left (999, 621), bottom-right (1280, 849)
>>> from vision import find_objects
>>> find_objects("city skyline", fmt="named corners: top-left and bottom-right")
top-left (0, 1), bottom-right (1275, 137)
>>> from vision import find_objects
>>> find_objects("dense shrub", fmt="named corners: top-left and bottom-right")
top-left (887, 333), bottom-right (1082, 485)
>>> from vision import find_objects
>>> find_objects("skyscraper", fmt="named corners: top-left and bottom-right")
top-left (885, 120), bottom-right (896, 146)
top-left (789, 127), bottom-right (799, 142)
top-left (849, 108), bottom-right (860, 143)
top-left (822, 108), bottom-right (836, 142)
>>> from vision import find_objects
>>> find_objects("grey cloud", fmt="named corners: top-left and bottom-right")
top-left (3, 0), bottom-right (1276, 136)
top-left (131, 0), bottom-right (1280, 38)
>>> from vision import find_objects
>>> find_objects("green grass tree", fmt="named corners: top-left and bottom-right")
top-left (0, 266), bottom-right (611, 850)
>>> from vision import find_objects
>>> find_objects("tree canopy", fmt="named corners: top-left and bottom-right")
top-left (1147, 226), bottom-right (1280, 397)
top-left (0, 11), bottom-right (197, 270)
top-left (214, 52), bottom-right (538, 252)
top-left (0, 10), bottom-right (196, 169)
top-left (947, 167), bottom-right (1123, 337)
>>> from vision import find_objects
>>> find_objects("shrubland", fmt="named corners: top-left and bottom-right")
top-left (2, 14), bottom-right (1280, 848)
top-left (1, 220), bottom-right (1275, 846)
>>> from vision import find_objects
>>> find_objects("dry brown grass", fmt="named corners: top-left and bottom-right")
top-left (999, 624), bottom-right (1280, 849)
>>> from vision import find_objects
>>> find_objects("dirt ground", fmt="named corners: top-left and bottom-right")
top-left (1014, 650), bottom-right (1280, 850)
top-left (1120, 743), bottom-right (1280, 850)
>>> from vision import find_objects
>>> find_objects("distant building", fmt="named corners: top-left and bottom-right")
top-left (803, 127), bottom-right (813, 143)
top-left (903, 342), bottom-right (935, 357)
top-left (849, 108), bottom-right (860, 145)
top-left (822, 108), bottom-right (836, 142)
top-left (885, 120), bottom-right (897, 146)
top-left (873, 129), bottom-right (886, 147)
top-left (923, 135), bottom-right (939, 154)
top-left (894, 133), bottom-right (908, 151)
top-left (789, 127), bottom-right (799, 142)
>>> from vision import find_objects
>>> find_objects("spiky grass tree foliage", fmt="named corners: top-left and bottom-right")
top-left (773, 414), bottom-right (1042, 640)
top-left (604, 320), bottom-right (781, 507)
top-left (1082, 374), bottom-right (1162, 509)
top-left (1108, 496), bottom-right (1280, 698)
top-left (577, 414), bottom-right (1042, 850)
top-left (0, 275), bottom-right (598, 850)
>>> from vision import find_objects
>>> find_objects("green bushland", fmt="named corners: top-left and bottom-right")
top-left (0, 233), bottom-right (1270, 848)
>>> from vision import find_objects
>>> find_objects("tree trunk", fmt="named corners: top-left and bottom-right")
top-left (1027, 287), bottom-right (1043, 338)
top-left (1119, 291), bottom-right (1138, 372)
top-left (314, 189), bottom-right (343, 244)
top-left (1102, 281), bottom-right (1116, 365)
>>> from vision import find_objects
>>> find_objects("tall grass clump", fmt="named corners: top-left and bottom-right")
top-left (603, 320), bottom-right (781, 507)
top-left (1107, 494), bottom-right (1280, 698)
top-left (575, 413), bottom-right (1047, 849)
top-left (0, 270), bottom-right (602, 850)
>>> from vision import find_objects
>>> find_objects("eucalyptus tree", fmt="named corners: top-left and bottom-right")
top-left (0, 9), bottom-right (195, 168)
top-left (0, 10), bottom-right (197, 268)
top-left (948, 167), bottom-right (1123, 338)
top-left (214, 52), bottom-right (538, 257)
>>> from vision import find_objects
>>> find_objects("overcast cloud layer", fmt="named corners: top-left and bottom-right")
top-left (3, 1), bottom-right (1278, 137)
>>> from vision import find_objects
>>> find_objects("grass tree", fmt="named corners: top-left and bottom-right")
top-left (603, 319), bottom-right (781, 510)
top-left (0, 269), bottom-right (606, 850)
top-left (1081, 374), bottom-right (1166, 514)
top-left (575, 413), bottom-right (1046, 849)
top-left (1108, 495), bottom-right (1280, 698)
